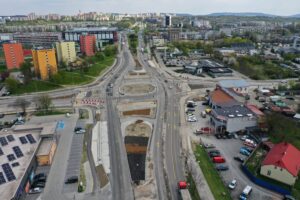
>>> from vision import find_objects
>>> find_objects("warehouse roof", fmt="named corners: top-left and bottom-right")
top-left (218, 79), bottom-right (249, 88)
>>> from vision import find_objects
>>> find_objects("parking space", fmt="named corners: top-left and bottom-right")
top-left (185, 100), bottom-right (282, 200)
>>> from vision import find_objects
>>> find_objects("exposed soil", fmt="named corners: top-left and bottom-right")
top-left (120, 84), bottom-right (155, 95)
top-left (123, 109), bottom-right (151, 116)
top-left (125, 120), bottom-right (152, 137)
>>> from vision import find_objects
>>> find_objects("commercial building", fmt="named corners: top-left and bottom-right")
top-left (55, 41), bottom-right (76, 64)
top-left (13, 32), bottom-right (62, 47)
top-left (63, 27), bottom-right (118, 49)
top-left (260, 142), bottom-right (300, 186)
top-left (80, 35), bottom-right (96, 56)
top-left (167, 28), bottom-right (180, 42)
top-left (199, 59), bottom-right (233, 77)
top-left (32, 47), bottom-right (57, 80)
top-left (2, 42), bottom-right (24, 69)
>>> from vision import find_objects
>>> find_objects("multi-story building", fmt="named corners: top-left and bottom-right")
top-left (80, 35), bottom-right (96, 56)
top-left (63, 27), bottom-right (118, 49)
top-left (2, 42), bottom-right (24, 70)
top-left (164, 15), bottom-right (172, 27)
top-left (13, 32), bottom-right (62, 48)
top-left (32, 47), bottom-right (57, 80)
top-left (55, 41), bottom-right (76, 64)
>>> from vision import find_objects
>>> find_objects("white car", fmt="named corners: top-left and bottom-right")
top-left (240, 135), bottom-right (249, 141)
top-left (228, 179), bottom-right (237, 189)
top-left (29, 187), bottom-right (43, 194)
top-left (188, 116), bottom-right (197, 122)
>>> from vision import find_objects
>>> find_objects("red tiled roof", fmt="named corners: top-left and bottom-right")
top-left (246, 104), bottom-right (264, 116)
top-left (262, 142), bottom-right (300, 176)
top-left (210, 89), bottom-right (237, 106)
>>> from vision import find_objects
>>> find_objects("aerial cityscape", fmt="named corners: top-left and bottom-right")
top-left (0, 1), bottom-right (299, 200)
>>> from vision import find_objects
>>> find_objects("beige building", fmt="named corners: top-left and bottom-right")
top-left (32, 47), bottom-right (58, 80)
top-left (36, 138), bottom-right (57, 166)
top-left (56, 41), bottom-right (76, 64)
top-left (260, 142), bottom-right (300, 186)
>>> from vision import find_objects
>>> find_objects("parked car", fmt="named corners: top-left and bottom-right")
top-left (28, 187), bottom-right (43, 194)
top-left (65, 176), bottom-right (78, 184)
top-left (283, 195), bottom-right (296, 200)
top-left (240, 148), bottom-right (251, 156)
top-left (34, 173), bottom-right (46, 180)
top-left (215, 134), bottom-right (222, 139)
top-left (202, 101), bottom-right (209, 106)
top-left (31, 182), bottom-right (45, 188)
top-left (201, 111), bottom-right (206, 118)
top-left (187, 116), bottom-right (197, 122)
top-left (216, 164), bottom-right (229, 171)
top-left (234, 156), bottom-right (245, 163)
top-left (209, 152), bottom-right (221, 158)
top-left (242, 146), bottom-right (253, 153)
top-left (34, 176), bottom-right (47, 183)
top-left (244, 139), bottom-right (257, 148)
top-left (240, 135), bottom-right (249, 141)
top-left (74, 127), bottom-right (86, 134)
top-left (228, 179), bottom-right (237, 189)
top-left (212, 156), bottom-right (226, 163)
top-left (285, 96), bottom-right (295, 101)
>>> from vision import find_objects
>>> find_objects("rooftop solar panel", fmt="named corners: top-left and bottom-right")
top-left (26, 134), bottom-right (36, 144)
top-left (2, 163), bottom-right (16, 181)
top-left (0, 137), bottom-right (8, 146)
top-left (19, 137), bottom-right (28, 144)
top-left (0, 172), bottom-right (6, 185)
top-left (11, 162), bottom-right (19, 167)
top-left (6, 135), bottom-right (15, 142)
top-left (7, 154), bottom-right (16, 161)
top-left (12, 146), bottom-right (23, 158)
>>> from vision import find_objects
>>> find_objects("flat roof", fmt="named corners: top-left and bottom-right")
top-left (214, 105), bottom-right (256, 118)
top-left (65, 27), bottom-right (117, 33)
top-left (218, 79), bottom-right (249, 88)
top-left (13, 122), bottom-right (57, 137)
top-left (36, 138), bottom-right (55, 156)
top-left (0, 131), bottom-right (39, 200)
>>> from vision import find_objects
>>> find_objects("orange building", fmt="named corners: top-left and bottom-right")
top-left (3, 42), bottom-right (24, 70)
top-left (80, 35), bottom-right (96, 56)
top-left (32, 47), bottom-right (57, 80)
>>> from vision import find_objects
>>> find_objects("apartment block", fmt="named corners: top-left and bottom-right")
top-left (32, 47), bottom-right (57, 80)
top-left (55, 41), bottom-right (76, 64)
top-left (3, 42), bottom-right (24, 70)
top-left (80, 35), bottom-right (96, 56)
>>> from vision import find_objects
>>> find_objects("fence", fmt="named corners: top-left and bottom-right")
top-left (241, 165), bottom-right (291, 196)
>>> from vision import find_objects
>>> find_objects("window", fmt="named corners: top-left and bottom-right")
top-left (267, 170), bottom-right (271, 176)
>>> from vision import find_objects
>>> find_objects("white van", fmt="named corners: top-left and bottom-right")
top-left (239, 185), bottom-right (252, 200)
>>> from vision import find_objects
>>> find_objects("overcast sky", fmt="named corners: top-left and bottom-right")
top-left (0, 0), bottom-right (299, 16)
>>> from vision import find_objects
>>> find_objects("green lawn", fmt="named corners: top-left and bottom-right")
top-left (84, 56), bottom-right (115, 77)
top-left (35, 109), bottom-right (71, 116)
top-left (194, 145), bottom-right (231, 200)
top-left (51, 71), bottom-right (94, 85)
top-left (14, 80), bottom-right (61, 94)
top-left (187, 173), bottom-right (201, 200)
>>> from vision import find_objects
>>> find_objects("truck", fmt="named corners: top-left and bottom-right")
top-left (178, 181), bottom-right (192, 200)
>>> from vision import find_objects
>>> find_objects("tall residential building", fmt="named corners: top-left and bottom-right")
top-left (32, 47), bottom-right (57, 80)
top-left (164, 15), bottom-right (172, 27)
top-left (80, 35), bottom-right (96, 56)
top-left (55, 41), bottom-right (76, 64)
top-left (3, 42), bottom-right (24, 70)
top-left (13, 32), bottom-right (62, 48)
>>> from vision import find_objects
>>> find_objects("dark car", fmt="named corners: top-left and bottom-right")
top-left (215, 134), bottom-right (222, 139)
top-left (225, 133), bottom-right (234, 139)
top-left (0, 114), bottom-right (4, 118)
top-left (234, 156), bottom-right (245, 163)
top-left (34, 176), bottom-right (47, 183)
top-left (34, 173), bottom-right (46, 180)
top-left (65, 176), bottom-right (78, 184)
top-left (31, 182), bottom-right (45, 188)
top-left (209, 150), bottom-right (220, 154)
top-left (283, 195), bottom-right (296, 200)
top-left (216, 164), bottom-right (229, 171)
top-left (202, 101), bottom-right (209, 106)
top-left (209, 152), bottom-right (221, 158)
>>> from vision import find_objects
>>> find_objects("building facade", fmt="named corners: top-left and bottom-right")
top-left (55, 41), bottom-right (76, 64)
top-left (32, 47), bottom-right (57, 80)
top-left (13, 32), bottom-right (62, 47)
top-left (36, 138), bottom-right (57, 166)
top-left (2, 42), bottom-right (24, 69)
top-left (80, 35), bottom-right (96, 56)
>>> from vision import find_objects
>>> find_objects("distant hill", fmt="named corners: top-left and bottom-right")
top-left (289, 14), bottom-right (300, 18)
top-left (207, 12), bottom-right (277, 17)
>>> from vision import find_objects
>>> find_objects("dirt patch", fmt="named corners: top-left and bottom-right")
top-left (123, 109), bottom-right (150, 116)
top-left (125, 144), bottom-right (147, 154)
top-left (120, 83), bottom-right (155, 95)
top-left (125, 120), bottom-right (152, 137)
top-left (96, 164), bottom-right (109, 188)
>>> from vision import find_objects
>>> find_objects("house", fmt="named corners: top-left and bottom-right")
top-left (260, 142), bottom-right (300, 186)
top-left (210, 104), bottom-right (257, 133)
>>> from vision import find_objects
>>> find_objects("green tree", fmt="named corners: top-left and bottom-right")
top-left (35, 94), bottom-right (52, 114)
top-left (20, 61), bottom-right (32, 84)
top-left (5, 77), bottom-right (18, 93)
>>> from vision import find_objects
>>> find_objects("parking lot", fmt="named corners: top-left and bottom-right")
top-left (185, 100), bottom-right (282, 200)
